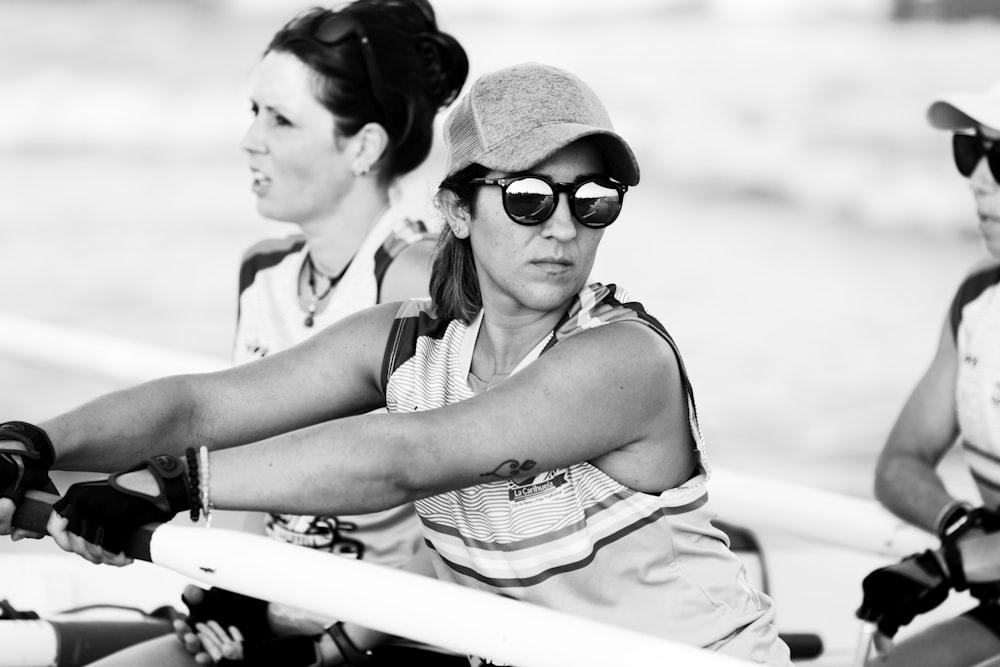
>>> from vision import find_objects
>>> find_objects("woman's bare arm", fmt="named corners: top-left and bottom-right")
top-left (200, 320), bottom-right (692, 516)
top-left (40, 304), bottom-right (399, 473)
top-left (874, 316), bottom-right (961, 532)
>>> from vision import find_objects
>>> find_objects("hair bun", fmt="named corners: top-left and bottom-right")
top-left (415, 30), bottom-right (468, 110)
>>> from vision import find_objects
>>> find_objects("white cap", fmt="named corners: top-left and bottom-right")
top-left (927, 79), bottom-right (1000, 131)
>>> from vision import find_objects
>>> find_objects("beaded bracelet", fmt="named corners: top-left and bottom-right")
top-left (184, 447), bottom-right (201, 523)
top-left (198, 446), bottom-right (213, 528)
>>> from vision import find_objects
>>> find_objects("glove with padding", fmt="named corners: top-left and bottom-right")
top-left (0, 421), bottom-right (58, 504)
top-left (52, 454), bottom-right (193, 554)
top-left (856, 549), bottom-right (950, 638)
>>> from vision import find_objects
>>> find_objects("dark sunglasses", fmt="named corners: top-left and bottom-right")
top-left (953, 133), bottom-right (1000, 182)
top-left (314, 14), bottom-right (389, 124)
top-left (467, 175), bottom-right (628, 228)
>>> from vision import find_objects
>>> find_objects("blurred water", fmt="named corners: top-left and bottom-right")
top-left (1, 1), bottom-right (998, 663)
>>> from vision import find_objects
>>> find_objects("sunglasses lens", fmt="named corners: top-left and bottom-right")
top-left (504, 178), bottom-right (555, 225)
top-left (572, 180), bottom-right (623, 227)
top-left (953, 134), bottom-right (983, 177)
top-left (987, 145), bottom-right (1000, 183)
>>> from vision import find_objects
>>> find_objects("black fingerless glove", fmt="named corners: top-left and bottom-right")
top-left (52, 454), bottom-right (194, 554)
top-left (856, 549), bottom-right (951, 638)
top-left (0, 421), bottom-right (57, 503)
top-left (182, 587), bottom-right (273, 639)
top-left (217, 635), bottom-right (321, 667)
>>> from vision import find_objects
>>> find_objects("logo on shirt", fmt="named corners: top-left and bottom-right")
top-left (508, 471), bottom-right (568, 504)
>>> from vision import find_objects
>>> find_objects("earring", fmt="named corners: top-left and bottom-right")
top-left (351, 163), bottom-right (370, 177)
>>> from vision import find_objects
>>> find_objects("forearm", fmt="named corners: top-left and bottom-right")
top-left (42, 375), bottom-right (202, 473)
top-left (874, 319), bottom-right (961, 533)
top-left (875, 451), bottom-right (957, 533)
top-left (207, 414), bottom-right (418, 517)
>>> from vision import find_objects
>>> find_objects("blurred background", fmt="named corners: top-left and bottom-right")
top-left (2, 0), bottom-right (1000, 662)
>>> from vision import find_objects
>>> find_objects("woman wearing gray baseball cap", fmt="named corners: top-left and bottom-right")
top-left (861, 80), bottom-right (1000, 667)
top-left (1, 63), bottom-right (790, 665)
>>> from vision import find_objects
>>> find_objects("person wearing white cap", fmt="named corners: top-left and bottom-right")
top-left (856, 80), bottom-right (1000, 667)
top-left (0, 62), bottom-right (791, 665)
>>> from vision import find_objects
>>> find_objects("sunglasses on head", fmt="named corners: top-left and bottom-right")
top-left (467, 175), bottom-right (628, 228)
top-left (953, 133), bottom-right (1000, 182)
top-left (314, 13), bottom-right (389, 124)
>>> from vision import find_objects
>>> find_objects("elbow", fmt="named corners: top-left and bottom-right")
top-left (358, 414), bottom-right (448, 509)
top-left (380, 438), bottom-right (442, 506)
top-left (373, 459), bottom-right (418, 508)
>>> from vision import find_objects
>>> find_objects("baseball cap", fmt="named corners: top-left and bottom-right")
top-left (443, 62), bottom-right (640, 186)
top-left (927, 79), bottom-right (1000, 131)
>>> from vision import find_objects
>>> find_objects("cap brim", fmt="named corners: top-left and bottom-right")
top-left (928, 93), bottom-right (1000, 131)
top-left (477, 123), bottom-right (640, 186)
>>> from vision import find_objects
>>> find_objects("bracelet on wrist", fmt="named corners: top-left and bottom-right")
top-left (198, 445), bottom-right (213, 528)
top-left (936, 499), bottom-right (974, 539)
top-left (184, 447), bottom-right (201, 523)
top-left (937, 501), bottom-right (978, 590)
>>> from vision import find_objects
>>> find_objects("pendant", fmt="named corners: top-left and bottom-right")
top-left (304, 314), bottom-right (314, 328)
top-left (304, 302), bottom-right (317, 328)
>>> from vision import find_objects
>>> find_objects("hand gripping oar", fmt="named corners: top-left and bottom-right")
top-left (6, 491), bottom-right (171, 667)
top-left (14, 489), bottom-right (156, 560)
top-left (9, 490), bottom-right (753, 667)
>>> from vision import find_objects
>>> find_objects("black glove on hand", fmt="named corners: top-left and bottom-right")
top-left (0, 421), bottom-right (57, 504)
top-left (856, 549), bottom-right (950, 638)
top-left (182, 587), bottom-right (273, 639)
top-left (52, 454), bottom-right (193, 554)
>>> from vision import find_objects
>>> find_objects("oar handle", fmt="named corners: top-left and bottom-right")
top-left (12, 488), bottom-right (157, 562)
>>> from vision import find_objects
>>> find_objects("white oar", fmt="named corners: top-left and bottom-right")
top-left (13, 491), bottom-right (751, 667)
top-left (1, 621), bottom-right (56, 667)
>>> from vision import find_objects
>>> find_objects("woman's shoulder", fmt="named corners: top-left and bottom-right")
top-left (550, 283), bottom-right (673, 345)
top-left (237, 234), bottom-right (305, 294)
top-left (240, 234), bottom-right (306, 266)
top-left (949, 259), bottom-right (1000, 336)
top-left (953, 258), bottom-right (1000, 303)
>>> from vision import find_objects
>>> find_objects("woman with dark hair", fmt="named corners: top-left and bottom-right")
top-left (218, 2), bottom-right (468, 664)
top-left (0, 63), bottom-right (791, 666)
top-left (5, 2), bottom-right (468, 665)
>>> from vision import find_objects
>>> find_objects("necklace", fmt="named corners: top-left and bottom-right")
top-left (301, 205), bottom-right (387, 327)
top-left (303, 254), bottom-right (350, 328)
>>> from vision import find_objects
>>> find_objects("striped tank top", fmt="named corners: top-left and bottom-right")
top-left (381, 283), bottom-right (790, 665)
